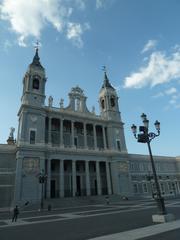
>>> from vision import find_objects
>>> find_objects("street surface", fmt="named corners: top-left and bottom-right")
top-left (0, 198), bottom-right (180, 240)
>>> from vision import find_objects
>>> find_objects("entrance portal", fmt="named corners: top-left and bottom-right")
top-left (76, 176), bottom-right (81, 196)
top-left (51, 180), bottom-right (56, 198)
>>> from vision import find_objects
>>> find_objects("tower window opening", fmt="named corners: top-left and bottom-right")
top-left (116, 140), bottom-right (121, 151)
top-left (33, 78), bottom-right (39, 90)
top-left (101, 99), bottom-right (105, 109)
top-left (110, 96), bottom-right (115, 107)
top-left (30, 130), bottom-right (36, 144)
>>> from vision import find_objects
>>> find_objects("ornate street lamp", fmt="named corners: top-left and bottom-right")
top-left (131, 114), bottom-right (166, 215)
top-left (39, 169), bottom-right (47, 210)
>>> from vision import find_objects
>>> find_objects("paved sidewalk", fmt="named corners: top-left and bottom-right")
top-left (88, 219), bottom-right (180, 240)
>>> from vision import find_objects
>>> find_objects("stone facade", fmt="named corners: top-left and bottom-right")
top-left (0, 50), bottom-right (180, 207)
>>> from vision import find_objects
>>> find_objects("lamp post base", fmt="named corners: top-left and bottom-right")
top-left (155, 197), bottom-right (166, 215)
top-left (152, 213), bottom-right (175, 223)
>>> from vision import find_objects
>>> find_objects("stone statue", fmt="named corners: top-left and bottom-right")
top-left (48, 96), bottom-right (53, 107)
top-left (76, 99), bottom-right (80, 111)
top-left (9, 127), bottom-right (15, 139)
top-left (92, 106), bottom-right (95, 114)
top-left (60, 98), bottom-right (64, 108)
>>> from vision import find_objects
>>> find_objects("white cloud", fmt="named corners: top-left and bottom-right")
top-left (123, 48), bottom-right (180, 89)
top-left (66, 22), bottom-right (90, 48)
top-left (152, 87), bottom-right (177, 99)
top-left (0, 0), bottom-right (91, 47)
top-left (0, 0), bottom-right (66, 46)
top-left (141, 39), bottom-right (157, 54)
top-left (166, 92), bottom-right (180, 109)
top-left (152, 92), bottom-right (164, 98)
top-left (165, 87), bottom-right (177, 95)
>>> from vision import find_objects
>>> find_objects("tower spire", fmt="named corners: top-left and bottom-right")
top-left (30, 40), bottom-right (43, 68)
top-left (101, 66), bottom-right (114, 89)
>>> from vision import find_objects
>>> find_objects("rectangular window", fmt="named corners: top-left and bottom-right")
top-left (133, 183), bottom-right (138, 193)
top-left (143, 183), bottom-right (148, 193)
top-left (30, 130), bottom-right (36, 144)
top-left (74, 137), bottom-right (78, 147)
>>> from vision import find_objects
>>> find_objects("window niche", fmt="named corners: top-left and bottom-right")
top-left (32, 77), bottom-right (40, 90)
top-left (101, 99), bottom-right (105, 109)
top-left (30, 130), bottom-right (36, 144)
top-left (110, 96), bottom-right (115, 107)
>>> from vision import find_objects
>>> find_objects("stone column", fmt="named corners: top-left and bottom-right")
top-left (93, 124), bottom-right (97, 149)
top-left (83, 122), bottom-right (87, 149)
top-left (96, 161), bottom-right (102, 195)
top-left (71, 121), bottom-right (75, 148)
top-left (60, 118), bottom-right (64, 147)
top-left (72, 160), bottom-right (77, 196)
top-left (102, 126), bottom-right (107, 150)
top-left (85, 161), bottom-right (90, 196)
top-left (47, 159), bottom-right (51, 198)
top-left (48, 117), bottom-right (52, 145)
top-left (59, 160), bottom-right (64, 197)
top-left (106, 161), bottom-right (112, 195)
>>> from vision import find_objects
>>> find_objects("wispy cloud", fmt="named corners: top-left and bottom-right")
top-left (168, 93), bottom-right (180, 108)
top-left (141, 39), bottom-right (157, 54)
top-left (123, 47), bottom-right (180, 89)
top-left (152, 92), bottom-right (164, 98)
top-left (165, 87), bottom-right (177, 95)
top-left (3, 39), bottom-right (13, 50)
top-left (0, 0), bottom-right (91, 47)
top-left (67, 22), bottom-right (90, 48)
top-left (75, 0), bottom-right (87, 10)
top-left (96, 0), bottom-right (106, 9)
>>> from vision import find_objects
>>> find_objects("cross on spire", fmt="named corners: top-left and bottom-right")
top-left (102, 65), bottom-right (107, 74)
top-left (31, 40), bottom-right (43, 68)
top-left (34, 40), bottom-right (40, 51)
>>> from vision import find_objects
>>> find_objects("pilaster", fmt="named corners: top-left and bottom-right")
top-left (72, 160), bottom-right (77, 196)
top-left (96, 161), bottom-right (102, 195)
top-left (60, 160), bottom-right (64, 197)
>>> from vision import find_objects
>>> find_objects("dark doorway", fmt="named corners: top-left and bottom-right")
top-left (74, 137), bottom-right (78, 147)
top-left (94, 179), bottom-right (97, 195)
top-left (51, 180), bottom-right (56, 198)
top-left (76, 176), bottom-right (81, 196)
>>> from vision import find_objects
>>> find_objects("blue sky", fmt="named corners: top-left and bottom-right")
top-left (0, 0), bottom-right (180, 157)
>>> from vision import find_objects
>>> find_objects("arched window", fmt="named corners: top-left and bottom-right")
top-left (32, 78), bottom-right (39, 90)
top-left (110, 96), bottom-right (115, 107)
top-left (101, 99), bottom-right (105, 109)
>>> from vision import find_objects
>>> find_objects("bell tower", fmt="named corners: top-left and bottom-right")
top-left (17, 48), bottom-right (46, 145)
top-left (99, 69), bottom-right (121, 121)
top-left (99, 69), bottom-right (127, 153)
top-left (21, 47), bottom-right (46, 107)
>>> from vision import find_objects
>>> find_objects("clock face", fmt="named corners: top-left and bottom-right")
top-left (116, 129), bottom-right (120, 135)
top-left (30, 115), bottom-right (37, 122)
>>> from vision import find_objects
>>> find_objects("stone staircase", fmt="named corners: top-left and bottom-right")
top-left (21, 194), bottom-right (128, 211)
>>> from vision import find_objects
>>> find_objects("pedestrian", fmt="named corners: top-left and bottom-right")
top-left (12, 205), bottom-right (19, 222)
top-left (105, 196), bottom-right (110, 205)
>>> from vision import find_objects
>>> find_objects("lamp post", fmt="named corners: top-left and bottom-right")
top-left (39, 170), bottom-right (47, 210)
top-left (131, 113), bottom-right (166, 215)
top-left (146, 171), bottom-right (153, 197)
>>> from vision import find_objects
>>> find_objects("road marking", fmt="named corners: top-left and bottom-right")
top-left (88, 219), bottom-right (180, 240)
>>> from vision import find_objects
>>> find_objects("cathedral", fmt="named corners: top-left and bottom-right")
top-left (0, 49), bottom-right (180, 207)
